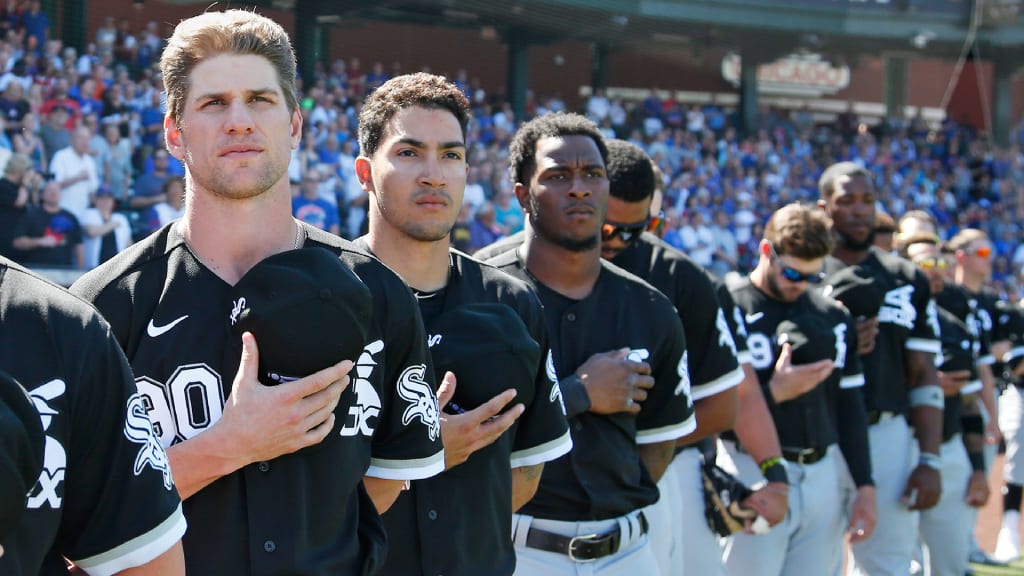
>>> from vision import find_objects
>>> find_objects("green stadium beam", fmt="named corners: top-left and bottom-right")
top-left (506, 30), bottom-right (529, 125)
top-left (294, 0), bottom-right (326, 89)
top-left (992, 51), bottom-right (1018, 147)
top-left (885, 55), bottom-right (908, 120)
top-left (591, 43), bottom-right (609, 92)
top-left (738, 51), bottom-right (761, 139)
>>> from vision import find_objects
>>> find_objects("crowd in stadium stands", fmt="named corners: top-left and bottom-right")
top-left (0, 2), bottom-right (1023, 304)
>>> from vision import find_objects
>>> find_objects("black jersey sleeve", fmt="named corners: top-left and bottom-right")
top-left (906, 269), bottom-right (941, 355)
top-left (363, 272), bottom-right (446, 480)
top-left (57, 315), bottom-right (186, 573)
top-left (833, 311), bottom-right (872, 487)
top-left (635, 300), bottom-right (696, 444)
top-left (509, 292), bottom-right (572, 467)
top-left (685, 270), bottom-right (743, 400)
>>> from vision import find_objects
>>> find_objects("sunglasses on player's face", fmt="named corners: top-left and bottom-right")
top-left (913, 256), bottom-right (948, 270)
top-left (768, 243), bottom-right (825, 284)
top-left (970, 245), bottom-right (992, 259)
top-left (601, 219), bottom-right (649, 243)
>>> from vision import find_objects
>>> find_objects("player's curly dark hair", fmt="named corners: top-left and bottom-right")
top-left (508, 112), bottom-right (608, 186)
top-left (357, 73), bottom-right (471, 157)
top-left (817, 161), bottom-right (873, 200)
top-left (607, 139), bottom-right (655, 203)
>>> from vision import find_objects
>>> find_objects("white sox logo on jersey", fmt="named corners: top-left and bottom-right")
top-left (676, 351), bottom-right (692, 405)
top-left (229, 297), bottom-right (246, 326)
top-left (832, 323), bottom-right (848, 368)
top-left (716, 309), bottom-right (739, 358)
top-left (340, 339), bottom-right (384, 437)
top-left (545, 350), bottom-right (566, 415)
top-left (27, 379), bottom-right (66, 509)
top-left (878, 285), bottom-right (917, 329)
top-left (124, 393), bottom-right (174, 490)
top-left (397, 364), bottom-right (440, 441)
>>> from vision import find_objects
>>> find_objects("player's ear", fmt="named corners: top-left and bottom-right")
top-left (513, 182), bottom-right (530, 213)
top-left (289, 109), bottom-right (302, 150)
top-left (164, 116), bottom-right (184, 160)
top-left (354, 156), bottom-right (374, 193)
top-left (816, 198), bottom-right (830, 215)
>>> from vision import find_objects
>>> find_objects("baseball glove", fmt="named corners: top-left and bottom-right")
top-left (701, 461), bottom-right (757, 537)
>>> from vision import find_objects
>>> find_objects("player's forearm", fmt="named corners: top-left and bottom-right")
top-left (678, 387), bottom-right (737, 446)
top-left (732, 363), bottom-right (782, 463)
top-left (363, 476), bottom-right (406, 514)
top-left (166, 432), bottom-right (249, 500)
top-left (907, 350), bottom-right (943, 454)
top-left (977, 364), bottom-right (999, 424)
top-left (511, 463), bottom-right (544, 511)
top-left (638, 440), bottom-right (675, 483)
top-left (115, 541), bottom-right (185, 576)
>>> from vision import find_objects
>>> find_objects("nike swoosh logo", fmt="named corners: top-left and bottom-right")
top-left (745, 312), bottom-right (764, 324)
top-left (147, 315), bottom-right (189, 337)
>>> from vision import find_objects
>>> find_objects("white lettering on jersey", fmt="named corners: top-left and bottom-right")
top-left (397, 364), bottom-right (440, 441)
top-left (878, 285), bottom-right (917, 329)
top-left (146, 315), bottom-right (189, 337)
top-left (27, 379), bottom-right (66, 509)
top-left (546, 350), bottom-right (565, 415)
top-left (925, 300), bottom-right (940, 340)
top-left (427, 334), bottom-right (443, 348)
top-left (229, 298), bottom-right (246, 326)
top-left (747, 332), bottom-right (773, 370)
top-left (676, 351), bottom-right (692, 405)
top-left (716, 309), bottom-right (739, 358)
top-left (627, 348), bottom-right (650, 363)
top-left (732, 307), bottom-right (749, 339)
top-left (340, 339), bottom-right (385, 437)
top-left (832, 323), bottom-right (848, 369)
top-left (124, 393), bottom-right (174, 490)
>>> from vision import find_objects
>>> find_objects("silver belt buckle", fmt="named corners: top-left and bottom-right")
top-left (568, 533), bottom-right (600, 563)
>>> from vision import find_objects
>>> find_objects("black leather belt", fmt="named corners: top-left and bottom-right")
top-left (524, 513), bottom-right (649, 562)
top-left (782, 446), bottom-right (828, 466)
top-left (866, 410), bottom-right (899, 426)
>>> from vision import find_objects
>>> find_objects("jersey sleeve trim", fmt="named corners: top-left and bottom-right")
top-left (510, 430), bottom-right (573, 468)
top-left (961, 380), bottom-right (983, 395)
top-left (366, 449), bottom-right (445, 480)
top-left (840, 374), bottom-right (866, 389)
top-left (906, 338), bottom-right (941, 354)
top-left (736, 351), bottom-right (753, 366)
top-left (636, 414), bottom-right (697, 445)
top-left (977, 354), bottom-right (996, 366)
top-left (72, 503), bottom-right (187, 576)
top-left (690, 365), bottom-right (744, 401)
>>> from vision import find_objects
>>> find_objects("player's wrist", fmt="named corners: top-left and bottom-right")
top-left (759, 457), bottom-right (789, 485)
top-left (918, 451), bottom-right (942, 471)
top-left (967, 451), bottom-right (986, 472)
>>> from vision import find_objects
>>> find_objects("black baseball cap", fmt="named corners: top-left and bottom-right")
top-left (426, 303), bottom-right (540, 414)
top-left (776, 314), bottom-right (836, 365)
top-left (822, 266), bottom-right (883, 319)
top-left (229, 247), bottom-right (372, 386)
top-left (0, 371), bottom-right (44, 539)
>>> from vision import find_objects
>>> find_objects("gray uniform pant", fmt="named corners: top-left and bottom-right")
top-left (512, 511), bottom-right (659, 576)
top-left (919, 435), bottom-right (971, 576)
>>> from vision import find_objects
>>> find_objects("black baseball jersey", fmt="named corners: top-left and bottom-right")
top-left (610, 232), bottom-right (744, 399)
top-left (935, 305), bottom-right (981, 441)
top-left (486, 249), bottom-right (695, 521)
top-left (0, 257), bottom-right (184, 576)
top-left (822, 247), bottom-right (940, 414)
top-left (12, 207), bottom-right (82, 267)
top-left (472, 230), bottom-right (524, 262)
top-left (728, 276), bottom-right (872, 486)
top-left (937, 284), bottom-right (993, 366)
top-left (356, 246), bottom-right (572, 576)
top-left (71, 223), bottom-right (444, 576)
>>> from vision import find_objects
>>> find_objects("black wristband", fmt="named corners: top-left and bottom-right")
top-left (962, 414), bottom-right (984, 436)
top-left (968, 451), bottom-right (986, 472)
top-left (761, 460), bottom-right (788, 484)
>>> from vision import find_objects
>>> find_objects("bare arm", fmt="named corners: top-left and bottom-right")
top-left (511, 463), bottom-right (544, 511)
top-left (678, 387), bottom-right (738, 446)
top-left (638, 440), bottom-right (675, 484)
top-left (904, 348), bottom-right (942, 510)
top-left (115, 541), bottom-right (185, 576)
top-left (363, 476), bottom-right (406, 514)
top-left (732, 363), bottom-right (782, 464)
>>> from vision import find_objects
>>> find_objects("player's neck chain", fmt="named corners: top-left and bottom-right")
top-left (183, 219), bottom-right (305, 271)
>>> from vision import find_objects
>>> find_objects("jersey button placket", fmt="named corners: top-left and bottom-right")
top-left (263, 540), bottom-right (276, 553)
top-left (427, 509), bottom-right (438, 520)
top-left (257, 461), bottom-right (270, 473)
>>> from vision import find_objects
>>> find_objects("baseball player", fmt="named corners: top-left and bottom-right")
top-left (818, 162), bottom-right (943, 576)
top-left (901, 234), bottom-right (990, 575)
top-left (72, 11), bottom-right (444, 575)
top-left (721, 203), bottom-right (873, 576)
top-left (486, 112), bottom-right (696, 574)
top-left (995, 299), bottom-right (1024, 562)
top-left (351, 72), bottom-right (572, 576)
top-left (0, 370), bottom-right (43, 550)
top-left (0, 256), bottom-right (186, 575)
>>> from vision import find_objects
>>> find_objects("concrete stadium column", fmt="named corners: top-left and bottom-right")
top-left (591, 43), bottom-right (609, 92)
top-left (884, 55), bottom-right (908, 120)
top-left (294, 0), bottom-right (325, 89)
top-left (739, 52), bottom-right (760, 138)
top-left (992, 53), bottom-right (1018, 147)
top-left (54, 0), bottom-right (86, 52)
top-left (506, 32), bottom-right (529, 124)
